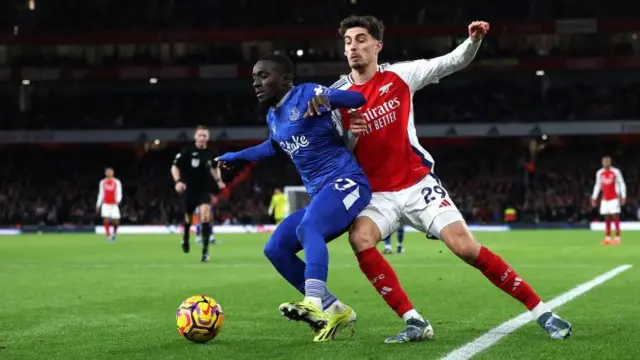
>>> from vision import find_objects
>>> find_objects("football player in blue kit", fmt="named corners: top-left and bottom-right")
top-left (216, 54), bottom-right (371, 342)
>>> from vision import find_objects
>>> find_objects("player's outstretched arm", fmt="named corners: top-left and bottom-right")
top-left (392, 21), bottom-right (489, 91)
top-left (216, 138), bottom-right (278, 166)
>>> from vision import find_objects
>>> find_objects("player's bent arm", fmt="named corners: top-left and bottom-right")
top-left (391, 37), bottom-right (482, 91)
top-left (615, 169), bottom-right (627, 199)
top-left (330, 111), bottom-right (359, 151)
top-left (325, 89), bottom-right (366, 109)
top-left (218, 138), bottom-right (278, 162)
top-left (591, 170), bottom-right (602, 200)
top-left (96, 180), bottom-right (104, 208)
top-left (115, 179), bottom-right (123, 204)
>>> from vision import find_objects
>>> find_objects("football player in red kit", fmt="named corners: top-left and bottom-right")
top-left (592, 156), bottom-right (626, 245)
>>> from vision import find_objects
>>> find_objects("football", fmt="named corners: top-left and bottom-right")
top-left (176, 295), bottom-right (225, 343)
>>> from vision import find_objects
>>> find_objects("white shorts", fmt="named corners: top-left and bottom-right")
top-left (101, 204), bottom-right (121, 220)
top-left (599, 199), bottom-right (621, 215)
top-left (358, 174), bottom-right (465, 239)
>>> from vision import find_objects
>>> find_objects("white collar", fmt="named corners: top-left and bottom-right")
top-left (273, 86), bottom-right (295, 109)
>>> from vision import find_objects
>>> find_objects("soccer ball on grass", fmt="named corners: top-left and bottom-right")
top-left (176, 295), bottom-right (225, 343)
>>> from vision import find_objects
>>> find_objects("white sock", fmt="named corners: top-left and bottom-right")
top-left (304, 296), bottom-right (323, 309)
top-left (325, 300), bottom-right (346, 314)
top-left (401, 309), bottom-right (424, 323)
top-left (530, 301), bottom-right (551, 321)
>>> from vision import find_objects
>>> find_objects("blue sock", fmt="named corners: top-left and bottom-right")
top-left (263, 208), bottom-right (339, 310)
top-left (397, 226), bottom-right (405, 245)
top-left (196, 223), bottom-right (201, 237)
top-left (296, 222), bottom-right (329, 284)
top-left (384, 235), bottom-right (392, 247)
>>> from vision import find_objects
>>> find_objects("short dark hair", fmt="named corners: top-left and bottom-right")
top-left (339, 15), bottom-right (385, 41)
top-left (195, 125), bottom-right (209, 132)
top-left (259, 54), bottom-right (294, 76)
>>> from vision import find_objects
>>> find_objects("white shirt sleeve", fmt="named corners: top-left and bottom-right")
top-left (330, 110), bottom-right (358, 151)
top-left (96, 180), bottom-right (104, 207)
top-left (614, 168), bottom-right (627, 199)
top-left (116, 179), bottom-right (123, 204)
top-left (591, 170), bottom-right (602, 200)
top-left (387, 38), bottom-right (482, 92)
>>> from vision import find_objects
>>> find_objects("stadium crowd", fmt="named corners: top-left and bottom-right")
top-left (4, 0), bottom-right (636, 31)
top-left (1, 140), bottom-right (638, 227)
top-left (2, 81), bottom-right (639, 129)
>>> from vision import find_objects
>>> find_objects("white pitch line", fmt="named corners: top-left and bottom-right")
top-left (440, 264), bottom-right (633, 360)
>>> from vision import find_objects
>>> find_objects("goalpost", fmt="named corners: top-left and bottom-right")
top-left (283, 186), bottom-right (310, 217)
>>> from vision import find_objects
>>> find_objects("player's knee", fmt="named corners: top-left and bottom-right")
top-left (295, 222), bottom-right (316, 244)
top-left (439, 221), bottom-right (480, 263)
top-left (349, 219), bottom-right (379, 253)
top-left (263, 239), bottom-right (280, 262)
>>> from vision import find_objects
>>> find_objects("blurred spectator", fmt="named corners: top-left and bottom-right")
top-left (0, 139), bottom-right (638, 226)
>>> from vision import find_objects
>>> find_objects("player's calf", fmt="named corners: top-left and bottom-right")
top-left (349, 217), bottom-right (430, 334)
top-left (439, 220), bottom-right (573, 339)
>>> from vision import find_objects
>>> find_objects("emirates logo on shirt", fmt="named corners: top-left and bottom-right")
top-left (358, 97), bottom-right (401, 136)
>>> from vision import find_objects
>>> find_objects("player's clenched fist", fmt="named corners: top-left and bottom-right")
top-left (175, 181), bottom-right (187, 193)
top-left (468, 21), bottom-right (490, 41)
top-left (349, 111), bottom-right (367, 136)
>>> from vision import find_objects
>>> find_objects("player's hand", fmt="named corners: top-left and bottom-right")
top-left (304, 95), bottom-right (331, 117)
top-left (215, 154), bottom-right (236, 170)
top-left (468, 21), bottom-right (490, 41)
top-left (175, 181), bottom-right (187, 193)
top-left (591, 199), bottom-right (597, 207)
top-left (349, 111), bottom-right (368, 136)
top-left (95, 207), bottom-right (100, 214)
top-left (621, 198), bottom-right (626, 206)
top-left (217, 180), bottom-right (226, 189)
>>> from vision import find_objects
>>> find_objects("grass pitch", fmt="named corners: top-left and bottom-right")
top-left (0, 230), bottom-right (638, 360)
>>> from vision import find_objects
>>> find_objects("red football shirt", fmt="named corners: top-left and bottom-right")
top-left (97, 178), bottom-right (122, 206)
top-left (332, 38), bottom-right (481, 192)
top-left (592, 167), bottom-right (626, 201)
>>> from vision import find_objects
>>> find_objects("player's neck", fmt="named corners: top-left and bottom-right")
top-left (273, 86), bottom-right (294, 108)
top-left (350, 62), bottom-right (378, 85)
top-left (195, 143), bottom-right (207, 149)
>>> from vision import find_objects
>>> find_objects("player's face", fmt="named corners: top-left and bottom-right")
top-left (194, 129), bottom-right (209, 147)
top-left (602, 157), bottom-right (611, 168)
top-left (344, 27), bottom-right (382, 70)
top-left (105, 168), bottom-right (114, 178)
top-left (252, 60), bottom-right (287, 105)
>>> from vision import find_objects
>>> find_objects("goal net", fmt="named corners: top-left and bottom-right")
top-left (284, 186), bottom-right (310, 217)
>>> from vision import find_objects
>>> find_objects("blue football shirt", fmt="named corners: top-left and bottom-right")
top-left (266, 83), bottom-right (369, 196)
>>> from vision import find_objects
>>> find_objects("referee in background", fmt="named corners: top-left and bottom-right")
top-left (171, 125), bottom-right (226, 263)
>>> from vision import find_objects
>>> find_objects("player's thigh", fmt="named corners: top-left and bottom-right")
top-left (101, 204), bottom-right (120, 220)
top-left (403, 175), bottom-right (479, 259)
top-left (110, 205), bottom-right (121, 220)
top-left (264, 208), bottom-right (307, 256)
top-left (350, 192), bottom-right (401, 252)
top-left (100, 204), bottom-right (110, 218)
top-left (402, 174), bottom-right (465, 238)
top-left (299, 179), bottom-right (372, 241)
top-left (600, 199), bottom-right (620, 216)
